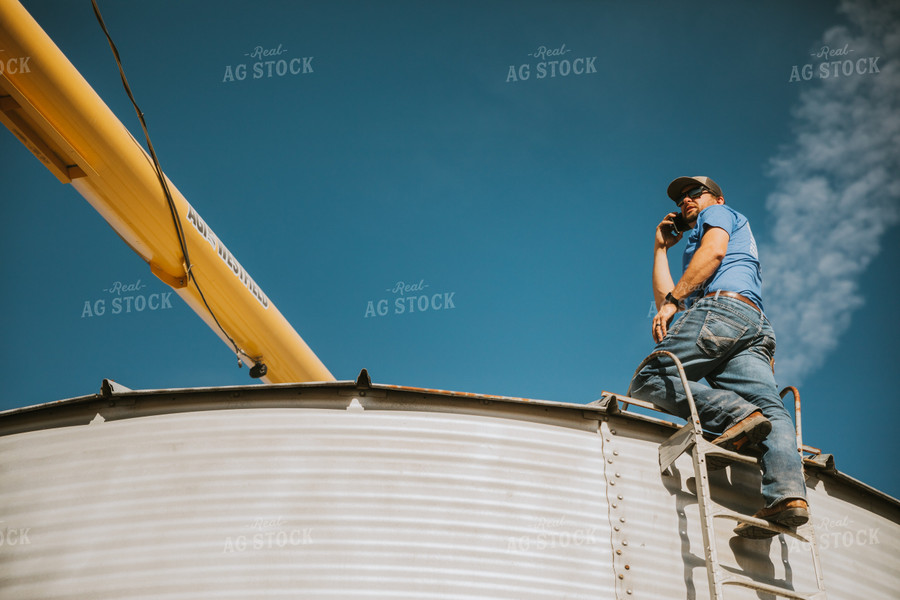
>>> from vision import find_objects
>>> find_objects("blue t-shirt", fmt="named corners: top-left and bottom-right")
top-left (682, 205), bottom-right (765, 313)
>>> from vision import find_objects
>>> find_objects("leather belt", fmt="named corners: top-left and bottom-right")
top-left (704, 290), bottom-right (760, 313)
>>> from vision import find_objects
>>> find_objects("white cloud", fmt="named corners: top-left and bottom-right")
top-left (761, 0), bottom-right (900, 384)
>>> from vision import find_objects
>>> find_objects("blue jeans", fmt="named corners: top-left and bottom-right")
top-left (630, 295), bottom-right (806, 508)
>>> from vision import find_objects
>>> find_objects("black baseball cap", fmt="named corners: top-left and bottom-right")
top-left (666, 176), bottom-right (723, 202)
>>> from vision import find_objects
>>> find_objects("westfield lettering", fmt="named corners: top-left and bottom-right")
top-left (222, 43), bottom-right (313, 83)
top-left (186, 206), bottom-right (270, 309)
top-left (789, 44), bottom-right (880, 83)
top-left (81, 279), bottom-right (173, 318)
top-left (506, 43), bottom-right (597, 83)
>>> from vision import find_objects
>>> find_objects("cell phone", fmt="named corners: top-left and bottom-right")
top-left (672, 213), bottom-right (690, 234)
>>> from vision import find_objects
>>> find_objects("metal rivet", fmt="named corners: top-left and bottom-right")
top-left (608, 459), bottom-right (614, 464)
top-left (618, 495), bottom-right (623, 500)
top-left (615, 473), bottom-right (621, 478)
top-left (611, 429), bottom-right (617, 435)
top-left (613, 450), bottom-right (619, 456)
top-left (616, 549), bottom-right (622, 555)
top-left (614, 526), bottom-right (620, 532)
top-left (625, 565), bottom-right (631, 570)
top-left (610, 481), bottom-right (616, 486)
top-left (618, 574), bottom-right (624, 580)
top-left (612, 503), bottom-right (618, 508)
top-left (620, 517), bottom-right (626, 523)
top-left (622, 540), bottom-right (628, 546)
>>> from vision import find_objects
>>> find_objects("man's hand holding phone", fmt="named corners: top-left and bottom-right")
top-left (655, 212), bottom-right (685, 249)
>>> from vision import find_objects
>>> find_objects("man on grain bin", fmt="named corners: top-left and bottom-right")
top-left (630, 175), bottom-right (807, 538)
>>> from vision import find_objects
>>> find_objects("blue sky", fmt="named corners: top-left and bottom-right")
top-left (1, 0), bottom-right (898, 499)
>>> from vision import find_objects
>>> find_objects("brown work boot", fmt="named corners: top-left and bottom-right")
top-left (706, 411), bottom-right (771, 470)
top-left (734, 499), bottom-right (810, 539)
top-left (712, 411), bottom-right (772, 452)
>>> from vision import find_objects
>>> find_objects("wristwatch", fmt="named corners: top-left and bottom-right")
top-left (664, 292), bottom-right (685, 310)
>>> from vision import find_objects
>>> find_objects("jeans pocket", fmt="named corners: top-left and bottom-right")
top-left (696, 311), bottom-right (748, 358)
top-left (751, 334), bottom-right (777, 364)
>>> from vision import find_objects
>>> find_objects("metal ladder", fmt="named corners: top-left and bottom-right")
top-left (628, 350), bottom-right (828, 600)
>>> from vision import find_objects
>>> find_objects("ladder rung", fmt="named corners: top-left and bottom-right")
top-left (659, 422), bottom-right (695, 472)
top-left (658, 430), bottom-right (761, 474)
top-left (722, 573), bottom-right (825, 599)
top-left (698, 438), bottom-right (759, 466)
top-left (711, 507), bottom-right (810, 543)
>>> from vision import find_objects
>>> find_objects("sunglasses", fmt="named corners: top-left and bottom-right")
top-left (676, 186), bottom-right (711, 207)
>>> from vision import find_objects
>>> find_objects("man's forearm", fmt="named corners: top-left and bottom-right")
top-left (671, 233), bottom-right (727, 302)
top-left (652, 245), bottom-right (676, 310)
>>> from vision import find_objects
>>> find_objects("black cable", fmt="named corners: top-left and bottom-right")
top-left (90, 0), bottom-right (255, 369)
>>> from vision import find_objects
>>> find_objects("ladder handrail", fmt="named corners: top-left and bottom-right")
top-left (627, 350), bottom-right (703, 437)
top-left (781, 386), bottom-right (804, 460)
